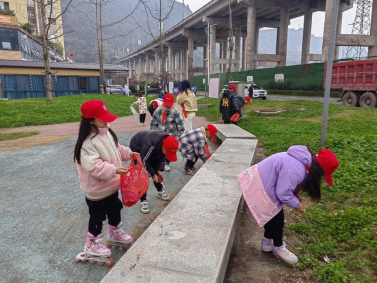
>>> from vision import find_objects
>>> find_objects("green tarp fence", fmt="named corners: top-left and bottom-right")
top-left (189, 63), bottom-right (325, 90)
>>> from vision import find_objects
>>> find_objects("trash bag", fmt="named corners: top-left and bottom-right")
top-left (130, 106), bottom-right (139, 119)
top-left (230, 113), bottom-right (240, 123)
top-left (120, 154), bottom-right (150, 207)
top-left (203, 143), bottom-right (212, 158)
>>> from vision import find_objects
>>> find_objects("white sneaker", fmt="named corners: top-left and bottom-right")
top-left (138, 123), bottom-right (144, 126)
top-left (165, 165), bottom-right (171, 171)
top-left (157, 185), bottom-right (170, 201)
top-left (272, 243), bottom-right (298, 265)
top-left (140, 200), bottom-right (149, 214)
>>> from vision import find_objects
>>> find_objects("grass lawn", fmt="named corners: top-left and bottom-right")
top-left (0, 94), bottom-right (157, 128)
top-left (0, 131), bottom-right (39, 141)
top-left (198, 98), bottom-right (377, 282)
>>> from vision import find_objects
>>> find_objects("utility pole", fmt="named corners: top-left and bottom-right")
top-left (321, 0), bottom-right (339, 146)
top-left (345, 0), bottom-right (373, 58)
top-left (183, 0), bottom-right (185, 20)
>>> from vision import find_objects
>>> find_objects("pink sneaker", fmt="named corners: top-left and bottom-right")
top-left (107, 221), bottom-right (133, 248)
top-left (85, 232), bottom-right (111, 257)
top-left (273, 243), bottom-right (298, 265)
top-left (261, 238), bottom-right (274, 252)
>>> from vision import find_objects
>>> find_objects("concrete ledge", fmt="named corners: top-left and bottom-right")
top-left (101, 126), bottom-right (257, 283)
top-left (212, 124), bottom-right (256, 142)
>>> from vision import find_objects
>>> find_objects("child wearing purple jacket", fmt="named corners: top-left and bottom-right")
top-left (238, 145), bottom-right (339, 264)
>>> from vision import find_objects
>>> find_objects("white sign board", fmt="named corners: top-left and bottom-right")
top-left (203, 78), bottom-right (206, 84)
top-left (275, 74), bottom-right (284, 82)
top-left (168, 81), bottom-right (174, 94)
top-left (246, 76), bottom-right (253, 83)
top-left (209, 78), bottom-right (220, 98)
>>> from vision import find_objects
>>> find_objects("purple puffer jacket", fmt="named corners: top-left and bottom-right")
top-left (258, 145), bottom-right (312, 210)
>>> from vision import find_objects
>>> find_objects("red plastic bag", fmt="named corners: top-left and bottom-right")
top-left (120, 154), bottom-right (150, 207)
top-left (203, 143), bottom-right (212, 158)
top-left (230, 113), bottom-right (240, 123)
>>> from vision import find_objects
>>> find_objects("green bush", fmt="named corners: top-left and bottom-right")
top-left (19, 23), bottom-right (35, 34)
top-left (0, 8), bottom-right (15, 16)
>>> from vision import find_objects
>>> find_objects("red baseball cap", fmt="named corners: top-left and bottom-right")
top-left (152, 101), bottom-right (158, 108)
top-left (316, 149), bottom-right (339, 186)
top-left (162, 136), bottom-right (179, 162)
top-left (206, 124), bottom-right (218, 142)
top-left (229, 84), bottom-right (236, 92)
top-left (245, 97), bottom-right (252, 104)
top-left (163, 93), bottom-right (175, 107)
top-left (81, 100), bottom-right (118, 123)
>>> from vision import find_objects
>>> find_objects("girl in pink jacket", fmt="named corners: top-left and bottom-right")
top-left (238, 145), bottom-right (339, 265)
top-left (74, 100), bottom-right (138, 265)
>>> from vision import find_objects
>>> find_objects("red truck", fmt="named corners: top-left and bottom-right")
top-left (325, 58), bottom-right (377, 107)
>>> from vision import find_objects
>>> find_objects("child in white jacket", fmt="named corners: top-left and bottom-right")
top-left (74, 100), bottom-right (138, 264)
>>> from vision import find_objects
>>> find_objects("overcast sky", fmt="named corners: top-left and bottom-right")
top-left (178, 0), bottom-right (361, 37)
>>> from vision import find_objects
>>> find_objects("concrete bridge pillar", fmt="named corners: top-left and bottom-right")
top-left (246, 6), bottom-right (256, 70)
top-left (133, 58), bottom-right (137, 74)
top-left (277, 8), bottom-right (289, 67)
top-left (210, 24), bottom-right (217, 74)
top-left (322, 0), bottom-right (339, 62)
top-left (183, 48), bottom-right (188, 79)
top-left (242, 33), bottom-right (246, 71)
top-left (167, 45), bottom-right (173, 72)
top-left (188, 37), bottom-right (194, 78)
top-left (234, 27), bottom-right (241, 71)
top-left (154, 50), bottom-right (160, 74)
top-left (368, 0), bottom-right (377, 57)
top-left (145, 54), bottom-right (150, 73)
top-left (222, 40), bottom-right (228, 72)
top-left (335, 7), bottom-right (343, 59)
top-left (301, 9), bottom-right (312, 64)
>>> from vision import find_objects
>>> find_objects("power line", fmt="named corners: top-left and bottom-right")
top-left (345, 0), bottom-right (372, 59)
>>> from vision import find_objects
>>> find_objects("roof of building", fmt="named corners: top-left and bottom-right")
top-left (0, 60), bottom-right (128, 71)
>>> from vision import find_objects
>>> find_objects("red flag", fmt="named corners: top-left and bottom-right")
top-left (70, 53), bottom-right (75, 57)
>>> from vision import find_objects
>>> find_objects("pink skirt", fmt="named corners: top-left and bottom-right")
top-left (237, 164), bottom-right (280, 227)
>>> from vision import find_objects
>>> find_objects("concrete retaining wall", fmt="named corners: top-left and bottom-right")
top-left (101, 124), bottom-right (257, 283)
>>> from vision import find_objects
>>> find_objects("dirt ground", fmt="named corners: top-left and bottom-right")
top-left (224, 147), bottom-right (319, 283)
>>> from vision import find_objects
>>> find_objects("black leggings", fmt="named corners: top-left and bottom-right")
top-left (264, 209), bottom-right (284, 247)
top-left (185, 155), bottom-right (198, 170)
top-left (140, 182), bottom-right (162, 202)
top-left (140, 113), bottom-right (146, 123)
top-left (85, 191), bottom-right (123, 237)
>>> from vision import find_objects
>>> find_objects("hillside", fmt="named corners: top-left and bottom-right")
top-left (62, 0), bottom-right (192, 63)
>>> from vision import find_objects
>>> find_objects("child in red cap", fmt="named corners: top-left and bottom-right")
top-left (129, 130), bottom-right (179, 214)
top-left (148, 98), bottom-right (163, 117)
top-left (238, 146), bottom-right (339, 265)
top-left (220, 85), bottom-right (240, 124)
top-left (178, 124), bottom-right (217, 175)
top-left (74, 100), bottom-right (139, 264)
top-left (131, 93), bottom-right (147, 126)
top-left (150, 93), bottom-right (185, 171)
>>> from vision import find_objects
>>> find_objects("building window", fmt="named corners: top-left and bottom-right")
top-left (0, 28), bottom-right (19, 51)
top-left (0, 2), bottom-right (10, 11)
top-left (27, 0), bottom-right (34, 8)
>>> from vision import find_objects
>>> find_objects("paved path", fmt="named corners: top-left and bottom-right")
top-left (0, 115), bottom-right (216, 282)
top-left (267, 94), bottom-right (342, 104)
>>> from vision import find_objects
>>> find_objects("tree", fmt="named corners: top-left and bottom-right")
top-left (136, 0), bottom-right (176, 89)
top-left (226, 0), bottom-right (234, 83)
top-left (76, 0), bottom-right (140, 93)
top-left (36, 0), bottom-right (74, 102)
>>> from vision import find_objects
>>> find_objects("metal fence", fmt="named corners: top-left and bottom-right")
top-left (0, 75), bottom-right (100, 100)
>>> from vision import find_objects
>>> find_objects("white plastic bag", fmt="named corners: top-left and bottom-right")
top-left (130, 106), bottom-right (139, 119)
